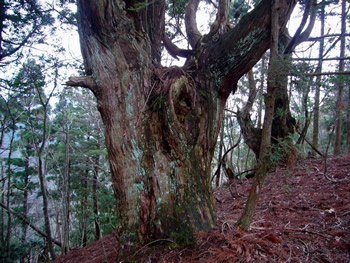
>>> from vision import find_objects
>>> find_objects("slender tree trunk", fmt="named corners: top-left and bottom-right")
top-left (297, 82), bottom-right (311, 145)
top-left (38, 156), bottom-right (56, 260)
top-left (20, 157), bottom-right (29, 263)
top-left (93, 153), bottom-right (101, 241)
top-left (257, 56), bottom-right (266, 129)
top-left (30, 93), bottom-right (56, 260)
top-left (21, 156), bottom-right (30, 243)
top-left (346, 82), bottom-right (350, 153)
top-left (236, 0), bottom-right (280, 230)
top-left (62, 128), bottom-right (70, 254)
top-left (244, 148), bottom-right (251, 172)
top-left (0, 160), bottom-right (5, 257)
top-left (216, 118), bottom-right (225, 187)
top-left (5, 127), bottom-right (15, 262)
top-left (334, 0), bottom-right (346, 155)
top-left (312, 5), bottom-right (325, 154)
top-left (81, 157), bottom-right (89, 247)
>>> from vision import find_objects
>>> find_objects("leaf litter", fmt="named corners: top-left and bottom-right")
top-left (53, 156), bottom-right (350, 262)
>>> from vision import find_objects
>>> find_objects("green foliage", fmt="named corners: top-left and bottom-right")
top-left (128, 1), bottom-right (155, 12)
top-left (269, 135), bottom-right (295, 165)
top-left (0, 0), bottom-right (54, 65)
top-left (0, 239), bottom-right (42, 262)
top-left (166, 0), bottom-right (187, 19)
top-left (229, 0), bottom-right (251, 22)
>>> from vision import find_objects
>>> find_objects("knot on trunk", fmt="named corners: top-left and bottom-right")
top-left (150, 67), bottom-right (200, 132)
top-left (168, 75), bottom-right (197, 127)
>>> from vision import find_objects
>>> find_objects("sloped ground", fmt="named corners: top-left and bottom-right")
top-left (53, 156), bottom-right (350, 262)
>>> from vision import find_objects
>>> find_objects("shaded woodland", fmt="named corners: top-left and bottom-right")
top-left (0, 0), bottom-right (349, 262)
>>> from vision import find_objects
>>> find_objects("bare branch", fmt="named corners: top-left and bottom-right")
top-left (66, 76), bottom-right (98, 94)
top-left (185, 0), bottom-right (202, 48)
top-left (290, 71), bottom-right (350, 76)
top-left (212, 133), bottom-right (242, 182)
top-left (292, 56), bottom-right (350, 61)
top-left (284, 0), bottom-right (312, 54)
top-left (307, 33), bottom-right (350, 42)
top-left (0, 201), bottom-right (62, 247)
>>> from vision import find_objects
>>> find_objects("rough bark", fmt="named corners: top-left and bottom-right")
top-left (334, 0), bottom-right (346, 155)
top-left (69, 0), bottom-right (296, 255)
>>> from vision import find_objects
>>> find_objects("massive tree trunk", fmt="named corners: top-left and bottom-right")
top-left (68, 0), bottom-right (296, 252)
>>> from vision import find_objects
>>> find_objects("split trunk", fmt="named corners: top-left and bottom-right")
top-left (69, 0), bottom-right (296, 251)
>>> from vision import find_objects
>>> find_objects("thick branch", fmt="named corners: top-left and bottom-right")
top-left (185, 0), bottom-right (202, 48)
top-left (284, 0), bottom-right (316, 54)
top-left (200, 0), bottom-right (296, 96)
top-left (0, 201), bottom-right (62, 247)
top-left (162, 33), bottom-right (193, 59)
top-left (66, 76), bottom-right (98, 94)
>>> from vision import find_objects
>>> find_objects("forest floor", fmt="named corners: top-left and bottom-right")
top-left (53, 155), bottom-right (350, 263)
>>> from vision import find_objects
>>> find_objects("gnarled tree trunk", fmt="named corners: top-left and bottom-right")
top-left (67, 0), bottom-right (296, 254)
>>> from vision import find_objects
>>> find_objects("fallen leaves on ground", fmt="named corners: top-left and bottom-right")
top-left (53, 156), bottom-right (350, 263)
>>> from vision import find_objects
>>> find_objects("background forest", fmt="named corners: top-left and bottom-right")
top-left (0, 0), bottom-right (349, 262)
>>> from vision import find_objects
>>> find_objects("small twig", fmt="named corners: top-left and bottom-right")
top-left (287, 228), bottom-right (332, 239)
top-left (221, 220), bottom-right (234, 233)
top-left (132, 239), bottom-right (175, 257)
top-left (250, 219), bottom-right (265, 227)
top-left (215, 197), bottom-right (223, 203)
top-left (285, 243), bottom-right (292, 263)
top-left (211, 133), bottom-right (241, 183)
top-left (296, 130), bottom-right (324, 157)
top-left (341, 210), bottom-right (350, 216)
top-left (298, 239), bottom-right (309, 262)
